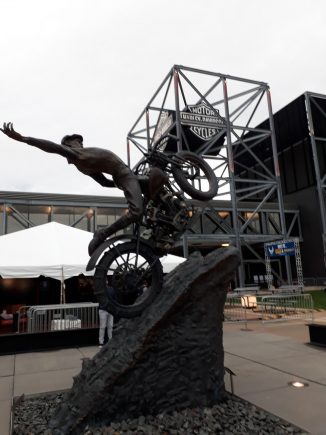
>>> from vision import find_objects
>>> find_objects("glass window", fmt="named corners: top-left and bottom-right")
top-left (202, 212), bottom-right (222, 234)
top-left (71, 207), bottom-right (93, 232)
top-left (28, 205), bottom-right (50, 226)
top-left (217, 211), bottom-right (231, 225)
top-left (189, 214), bottom-right (202, 234)
top-left (267, 212), bottom-right (281, 235)
top-left (243, 212), bottom-right (261, 233)
top-left (116, 208), bottom-right (130, 235)
top-left (6, 205), bottom-right (29, 234)
top-left (75, 219), bottom-right (89, 231)
top-left (51, 206), bottom-right (94, 231)
top-left (6, 214), bottom-right (28, 233)
top-left (51, 206), bottom-right (72, 226)
top-left (0, 205), bottom-right (3, 235)
top-left (96, 207), bottom-right (118, 230)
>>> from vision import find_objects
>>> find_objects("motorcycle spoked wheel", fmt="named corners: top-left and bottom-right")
top-left (172, 151), bottom-right (218, 201)
top-left (94, 241), bottom-right (163, 318)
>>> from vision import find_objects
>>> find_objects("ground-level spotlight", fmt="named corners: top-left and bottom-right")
top-left (288, 381), bottom-right (309, 388)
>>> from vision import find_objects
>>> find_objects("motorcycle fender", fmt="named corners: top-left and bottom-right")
top-left (86, 235), bottom-right (155, 271)
top-left (86, 235), bottom-right (135, 271)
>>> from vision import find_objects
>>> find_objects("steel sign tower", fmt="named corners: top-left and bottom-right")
top-left (127, 65), bottom-right (290, 286)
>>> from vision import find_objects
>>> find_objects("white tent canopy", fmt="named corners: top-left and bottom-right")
top-left (0, 222), bottom-right (186, 280)
top-left (0, 222), bottom-right (93, 280)
top-left (160, 253), bottom-right (186, 273)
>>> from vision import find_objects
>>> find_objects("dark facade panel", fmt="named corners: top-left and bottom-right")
top-left (284, 186), bottom-right (324, 277)
top-left (311, 97), bottom-right (326, 138)
top-left (273, 94), bottom-right (309, 152)
top-left (316, 139), bottom-right (326, 176)
top-left (237, 95), bottom-right (317, 198)
top-left (235, 94), bottom-right (310, 172)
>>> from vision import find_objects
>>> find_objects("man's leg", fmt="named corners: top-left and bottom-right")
top-left (98, 309), bottom-right (108, 346)
top-left (88, 175), bottom-right (143, 255)
top-left (148, 167), bottom-right (169, 200)
top-left (106, 313), bottom-right (114, 340)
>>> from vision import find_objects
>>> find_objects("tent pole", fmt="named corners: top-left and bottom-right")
top-left (61, 267), bottom-right (66, 304)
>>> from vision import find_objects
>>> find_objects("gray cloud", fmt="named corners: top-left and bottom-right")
top-left (1, 0), bottom-right (325, 194)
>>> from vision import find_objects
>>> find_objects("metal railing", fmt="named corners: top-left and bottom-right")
top-left (303, 277), bottom-right (326, 287)
top-left (260, 294), bottom-right (314, 323)
top-left (17, 303), bottom-right (99, 333)
top-left (224, 293), bottom-right (314, 325)
top-left (274, 285), bottom-right (304, 294)
top-left (224, 294), bottom-right (261, 324)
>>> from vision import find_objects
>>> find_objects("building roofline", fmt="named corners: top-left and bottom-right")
top-left (0, 190), bottom-right (298, 211)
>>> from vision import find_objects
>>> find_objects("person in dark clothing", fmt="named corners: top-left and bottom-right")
top-left (1, 122), bottom-right (143, 255)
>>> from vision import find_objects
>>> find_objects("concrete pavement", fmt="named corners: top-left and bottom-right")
top-left (224, 315), bottom-right (326, 435)
top-left (0, 346), bottom-right (99, 435)
top-left (0, 316), bottom-right (325, 434)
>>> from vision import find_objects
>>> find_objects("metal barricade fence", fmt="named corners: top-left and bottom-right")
top-left (302, 277), bottom-right (326, 286)
top-left (224, 293), bottom-right (314, 325)
top-left (260, 294), bottom-right (314, 323)
top-left (224, 294), bottom-right (251, 323)
top-left (17, 303), bottom-right (99, 333)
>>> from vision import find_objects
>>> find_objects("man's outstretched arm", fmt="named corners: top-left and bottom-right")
top-left (0, 122), bottom-right (75, 158)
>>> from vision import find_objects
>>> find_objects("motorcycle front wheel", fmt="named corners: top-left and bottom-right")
top-left (94, 241), bottom-right (163, 318)
top-left (172, 151), bottom-right (218, 201)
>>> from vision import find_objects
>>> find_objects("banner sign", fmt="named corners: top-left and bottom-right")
top-left (266, 241), bottom-right (296, 257)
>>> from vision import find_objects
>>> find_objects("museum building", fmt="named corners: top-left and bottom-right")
top-left (237, 91), bottom-right (326, 284)
top-left (1, 90), bottom-right (326, 297)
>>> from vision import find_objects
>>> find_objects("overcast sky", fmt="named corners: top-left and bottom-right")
top-left (1, 0), bottom-right (325, 196)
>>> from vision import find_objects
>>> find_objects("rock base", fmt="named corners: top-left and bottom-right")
top-left (49, 248), bottom-right (240, 434)
top-left (13, 391), bottom-right (307, 434)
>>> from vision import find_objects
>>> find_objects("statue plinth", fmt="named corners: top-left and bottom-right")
top-left (50, 247), bottom-right (240, 434)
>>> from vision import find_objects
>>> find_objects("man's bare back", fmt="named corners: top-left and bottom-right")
top-left (64, 147), bottom-right (130, 182)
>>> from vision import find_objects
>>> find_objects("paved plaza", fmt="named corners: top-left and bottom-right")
top-left (224, 314), bottom-right (326, 435)
top-left (1, 315), bottom-right (326, 435)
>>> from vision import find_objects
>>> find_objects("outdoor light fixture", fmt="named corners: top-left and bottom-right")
top-left (244, 212), bottom-right (259, 220)
top-left (218, 211), bottom-right (229, 218)
top-left (288, 381), bottom-right (309, 388)
top-left (221, 243), bottom-right (229, 247)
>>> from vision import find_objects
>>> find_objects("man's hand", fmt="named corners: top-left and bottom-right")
top-left (0, 122), bottom-right (25, 142)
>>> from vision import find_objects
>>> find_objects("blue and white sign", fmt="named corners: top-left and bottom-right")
top-left (266, 241), bottom-right (296, 257)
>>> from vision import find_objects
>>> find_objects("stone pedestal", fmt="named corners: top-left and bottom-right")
top-left (50, 247), bottom-right (240, 434)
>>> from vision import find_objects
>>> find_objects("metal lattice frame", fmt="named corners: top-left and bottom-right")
top-left (305, 92), bottom-right (326, 268)
top-left (127, 65), bottom-right (290, 286)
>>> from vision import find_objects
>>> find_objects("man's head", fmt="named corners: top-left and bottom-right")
top-left (61, 134), bottom-right (83, 148)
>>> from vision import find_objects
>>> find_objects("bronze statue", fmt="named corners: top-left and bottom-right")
top-left (1, 122), bottom-right (219, 319)
top-left (0, 122), bottom-right (143, 255)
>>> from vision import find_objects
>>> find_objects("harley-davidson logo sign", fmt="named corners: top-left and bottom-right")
top-left (180, 102), bottom-right (225, 141)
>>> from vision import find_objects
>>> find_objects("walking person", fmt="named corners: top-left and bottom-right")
top-left (98, 308), bottom-right (114, 349)
top-left (98, 285), bottom-right (116, 348)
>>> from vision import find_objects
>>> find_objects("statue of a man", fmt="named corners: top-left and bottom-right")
top-left (0, 122), bottom-right (143, 255)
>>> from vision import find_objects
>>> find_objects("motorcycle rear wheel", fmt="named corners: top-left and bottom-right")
top-left (172, 151), bottom-right (218, 201)
top-left (94, 241), bottom-right (163, 318)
